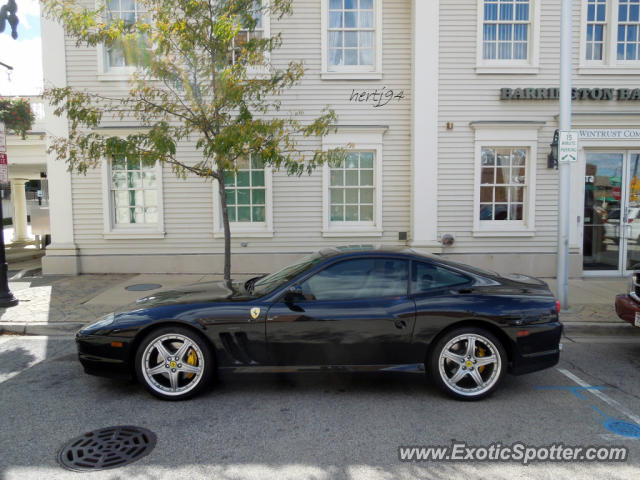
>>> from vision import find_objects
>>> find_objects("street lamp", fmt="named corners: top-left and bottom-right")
top-left (0, 60), bottom-right (19, 308)
top-left (547, 129), bottom-right (559, 169)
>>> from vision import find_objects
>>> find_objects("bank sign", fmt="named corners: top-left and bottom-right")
top-left (500, 87), bottom-right (640, 101)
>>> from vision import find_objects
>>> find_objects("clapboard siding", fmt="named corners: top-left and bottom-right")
top-left (66, 0), bottom-right (412, 257)
top-left (438, 0), bottom-right (640, 254)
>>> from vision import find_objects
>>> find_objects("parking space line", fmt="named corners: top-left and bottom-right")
top-left (558, 368), bottom-right (640, 425)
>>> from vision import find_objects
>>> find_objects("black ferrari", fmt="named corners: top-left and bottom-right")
top-left (76, 246), bottom-right (562, 401)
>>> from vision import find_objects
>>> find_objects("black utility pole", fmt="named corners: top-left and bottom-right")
top-left (0, 58), bottom-right (18, 307)
top-left (0, 188), bottom-right (17, 307)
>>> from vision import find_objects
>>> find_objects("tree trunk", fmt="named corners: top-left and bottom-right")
top-left (216, 174), bottom-right (232, 288)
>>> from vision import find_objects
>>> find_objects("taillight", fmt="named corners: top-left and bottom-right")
top-left (556, 300), bottom-right (561, 312)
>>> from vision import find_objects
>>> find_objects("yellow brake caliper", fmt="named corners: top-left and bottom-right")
top-left (185, 348), bottom-right (198, 379)
top-left (476, 346), bottom-right (486, 373)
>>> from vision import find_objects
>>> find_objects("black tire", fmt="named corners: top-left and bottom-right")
top-left (134, 326), bottom-right (215, 401)
top-left (428, 327), bottom-right (507, 401)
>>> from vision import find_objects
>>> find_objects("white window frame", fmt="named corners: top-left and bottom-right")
top-left (101, 139), bottom-right (165, 239)
top-left (471, 124), bottom-right (540, 236)
top-left (579, 0), bottom-right (640, 74)
top-left (475, 0), bottom-right (541, 74)
top-left (96, 1), bottom-right (271, 80)
top-left (212, 165), bottom-right (274, 238)
top-left (322, 127), bottom-right (385, 237)
top-left (231, 0), bottom-right (272, 76)
top-left (320, 0), bottom-right (383, 80)
top-left (96, 0), bottom-right (143, 81)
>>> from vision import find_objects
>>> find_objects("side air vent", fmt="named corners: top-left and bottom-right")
top-left (219, 332), bottom-right (257, 365)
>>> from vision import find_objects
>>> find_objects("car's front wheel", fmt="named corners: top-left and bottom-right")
top-left (134, 326), bottom-right (214, 400)
top-left (429, 327), bottom-right (507, 401)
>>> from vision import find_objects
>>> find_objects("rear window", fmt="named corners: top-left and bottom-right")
top-left (411, 262), bottom-right (470, 293)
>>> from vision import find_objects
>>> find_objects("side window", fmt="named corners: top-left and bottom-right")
top-left (411, 262), bottom-right (470, 294)
top-left (301, 258), bottom-right (408, 301)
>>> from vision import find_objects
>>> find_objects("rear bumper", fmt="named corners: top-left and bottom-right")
top-left (615, 294), bottom-right (640, 327)
top-left (508, 321), bottom-right (563, 375)
top-left (76, 332), bottom-right (133, 379)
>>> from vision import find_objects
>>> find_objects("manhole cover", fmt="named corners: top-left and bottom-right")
top-left (58, 426), bottom-right (156, 471)
top-left (125, 283), bottom-right (162, 291)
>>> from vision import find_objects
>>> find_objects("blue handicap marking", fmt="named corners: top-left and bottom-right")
top-left (535, 384), bottom-right (640, 439)
top-left (534, 385), bottom-right (605, 400)
top-left (591, 406), bottom-right (640, 439)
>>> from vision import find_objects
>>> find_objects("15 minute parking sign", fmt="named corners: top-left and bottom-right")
top-left (0, 122), bottom-right (8, 184)
top-left (559, 130), bottom-right (579, 163)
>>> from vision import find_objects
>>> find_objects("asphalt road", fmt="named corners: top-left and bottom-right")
top-left (1, 335), bottom-right (640, 479)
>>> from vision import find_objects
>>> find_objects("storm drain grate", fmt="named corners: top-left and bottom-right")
top-left (57, 426), bottom-right (156, 471)
top-left (125, 283), bottom-right (162, 291)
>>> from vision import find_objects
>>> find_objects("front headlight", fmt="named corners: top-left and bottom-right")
top-left (80, 313), bottom-right (115, 333)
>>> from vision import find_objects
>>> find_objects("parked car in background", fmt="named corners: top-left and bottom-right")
top-left (76, 247), bottom-right (563, 402)
top-left (604, 207), bottom-right (640, 245)
top-left (615, 271), bottom-right (640, 328)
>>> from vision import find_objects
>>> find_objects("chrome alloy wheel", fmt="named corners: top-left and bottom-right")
top-left (438, 333), bottom-right (502, 397)
top-left (141, 333), bottom-right (204, 397)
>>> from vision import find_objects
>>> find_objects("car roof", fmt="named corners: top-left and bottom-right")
top-left (317, 245), bottom-right (419, 258)
top-left (316, 245), bottom-right (502, 279)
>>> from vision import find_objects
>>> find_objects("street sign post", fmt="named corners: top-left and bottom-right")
top-left (0, 121), bottom-right (6, 153)
top-left (559, 130), bottom-right (578, 163)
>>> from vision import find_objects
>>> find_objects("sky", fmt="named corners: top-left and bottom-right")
top-left (0, 0), bottom-right (43, 96)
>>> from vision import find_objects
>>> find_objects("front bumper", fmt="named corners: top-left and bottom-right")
top-left (615, 294), bottom-right (640, 327)
top-left (76, 332), bottom-right (134, 379)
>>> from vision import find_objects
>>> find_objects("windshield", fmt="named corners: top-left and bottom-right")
top-left (252, 253), bottom-right (325, 296)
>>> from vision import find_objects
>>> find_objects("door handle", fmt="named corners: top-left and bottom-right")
top-left (394, 319), bottom-right (407, 329)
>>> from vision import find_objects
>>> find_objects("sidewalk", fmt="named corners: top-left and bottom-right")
top-left (0, 265), bottom-right (638, 337)
top-left (543, 277), bottom-right (640, 337)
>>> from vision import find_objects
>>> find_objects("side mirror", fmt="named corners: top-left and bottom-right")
top-left (284, 285), bottom-right (303, 304)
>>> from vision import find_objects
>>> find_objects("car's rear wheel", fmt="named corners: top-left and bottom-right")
top-left (428, 327), bottom-right (506, 401)
top-left (134, 326), bottom-right (214, 401)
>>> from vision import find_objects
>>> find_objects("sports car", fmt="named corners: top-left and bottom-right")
top-left (76, 246), bottom-right (562, 401)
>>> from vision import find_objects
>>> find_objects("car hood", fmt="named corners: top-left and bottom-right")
top-left (116, 281), bottom-right (252, 312)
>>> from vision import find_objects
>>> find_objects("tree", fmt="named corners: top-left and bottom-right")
top-left (42, 0), bottom-right (346, 286)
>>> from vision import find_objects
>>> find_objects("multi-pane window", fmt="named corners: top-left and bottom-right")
top-left (329, 151), bottom-right (374, 222)
top-left (479, 147), bottom-right (528, 222)
top-left (482, 0), bottom-right (530, 60)
top-left (105, 0), bottom-right (145, 70)
top-left (328, 0), bottom-right (375, 67)
top-left (618, 0), bottom-right (640, 60)
top-left (223, 155), bottom-right (266, 223)
top-left (228, 1), bottom-right (264, 65)
top-left (586, 0), bottom-right (607, 60)
top-left (110, 157), bottom-right (158, 225)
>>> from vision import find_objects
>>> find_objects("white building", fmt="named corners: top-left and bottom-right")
top-left (40, 0), bottom-right (640, 278)
top-left (2, 96), bottom-right (48, 245)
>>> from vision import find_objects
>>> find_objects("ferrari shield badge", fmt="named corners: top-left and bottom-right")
top-left (250, 307), bottom-right (261, 319)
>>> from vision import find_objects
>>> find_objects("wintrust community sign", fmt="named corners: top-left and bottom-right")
top-left (500, 87), bottom-right (640, 101)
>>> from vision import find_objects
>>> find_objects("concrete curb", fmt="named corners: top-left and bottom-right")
top-left (562, 321), bottom-right (640, 337)
top-left (0, 322), bottom-right (84, 336)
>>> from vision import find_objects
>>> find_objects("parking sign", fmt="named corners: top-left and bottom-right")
top-left (0, 153), bottom-right (8, 184)
top-left (559, 130), bottom-right (579, 163)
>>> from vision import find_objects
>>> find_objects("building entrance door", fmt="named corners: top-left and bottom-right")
top-left (584, 151), bottom-right (640, 275)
